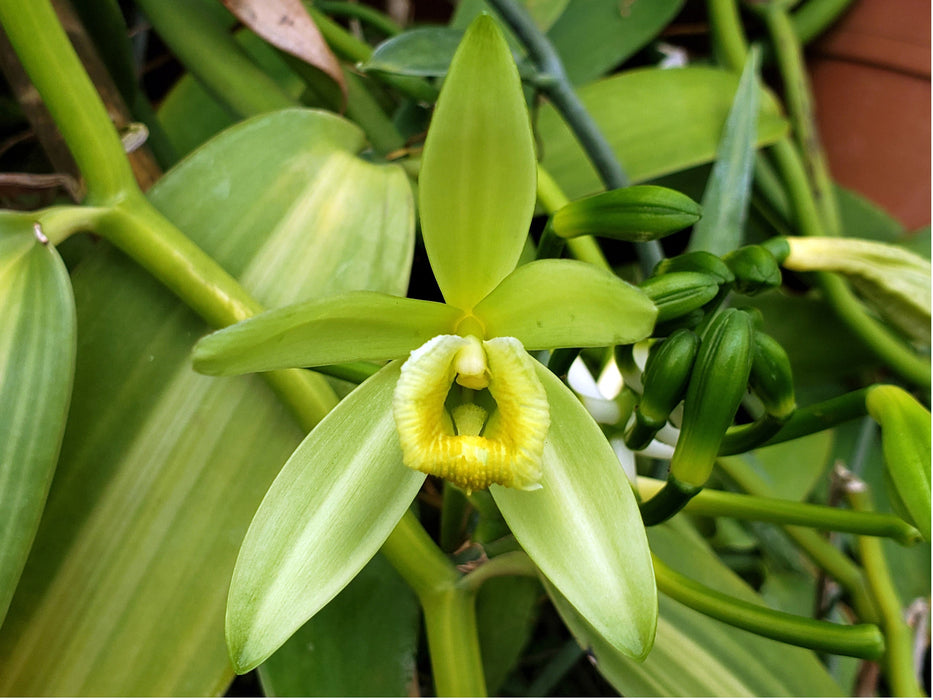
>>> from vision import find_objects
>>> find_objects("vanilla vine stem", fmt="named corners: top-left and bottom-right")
top-left (486, 0), bottom-right (663, 275)
top-left (0, 1), bottom-right (483, 694)
top-left (708, 0), bottom-right (929, 388)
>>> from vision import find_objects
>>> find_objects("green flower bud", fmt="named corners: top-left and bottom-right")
top-left (626, 329), bottom-right (700, 450)
top-left (722, 245), bottom-right (782, 295)
top-left (748, 330), bottom-right (796, 421)
top-left (552, 185), bottom-right (701, 241)
top-left (639, 271), bottom-right (721, 323)
top-left (866, 385), bottom-right (931, 540)
top-left (652, 250), bottom-right (735, 286)
top-left (670, 308), bottom-right (754, 488)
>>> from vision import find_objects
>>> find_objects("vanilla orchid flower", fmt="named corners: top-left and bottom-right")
top-left (194, 15), bottom-right (658, 674)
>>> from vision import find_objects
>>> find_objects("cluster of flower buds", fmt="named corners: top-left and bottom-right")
top-left (627, 244), bottom-right (796, 524)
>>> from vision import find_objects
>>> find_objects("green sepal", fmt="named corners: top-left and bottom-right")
top-left (653, 250), bottom-right (735, 286)
top-left (639, 271), bottom-right (721, 323)
top-left (626, 329), bottom-right (699, 450)
top-left (193, 291), bottom-right (461, 375)
top-left (418, 14), bottom-right (537, 310)
top-left (670, 309), bottom-right (754, 488)
top-left (551, 185), bottom-right (701, 242)
top-left (0, 228), bottom-right (76, 624)
top-left (491, 362), bottom-right (658, 660)
top-left (748, 331), bottom-right (796, 421)
top-left (865, 385), bottom-right (931, 540)
top-left (474, 259), bottom-right (657, 350)
top-left (722, 245), bottom-right (782, 296)
top-left (225, 362), bottom-right (426, 672)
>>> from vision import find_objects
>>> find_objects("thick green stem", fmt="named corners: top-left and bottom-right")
top-left (761, 3), bottom-right (841, 237)
top-left (135, 0), bottom-right (297, 118)
top-left (8, 4), bottom-right (482, 693)
top-left (769, 139), bottom-right (931, 388)
top-left (716, 454), bottom-right (880, 621)
top-left (0, 0), bottom-right (134, 202)
top-left (707, 0), bottom-right (750, 71)
top-left (382, 512), bottom-right (486, 697)
top-left (638, 477), bottom-right (920, 544)
top-left (653, 554), bottom-right (884, 659)
top-left (458, 551), bottom-right (538, 592)
top-left (847, 482), bottom-right (925, 696)
top-left (487, 0), bottom-right (662, 275)
top-left (314, 0), bottom-right (402, 37)
top-left (721, 386), bottom-right (870, 453)
top-left (421, 588), bottom-right (487, 697)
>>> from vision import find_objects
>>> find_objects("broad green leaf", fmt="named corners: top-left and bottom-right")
top-left (866, 385), bottom-right (932, 541)
top-left (836, 185), bottom-right (907, 243)
top-left (194, 292), bottom-right (458, 375)
top-left (476, 576), bottom-right (542, 694)
top-left (782, 236), bottom-right (932, 344)
top-left (158, 29), bottom-right (306, 157)
top-left (451, 0), bottom-right (568, 34)
top-left (546, 0), bottom-right (684, 85)
top-left (491, 363), bottom-right (657, 659)
top-left (227, 362), bottom-right (424, 672)
top-left (474, 259), bottom-right (656, 349)
top-left (538, 67), bottom-right (788, 200)
top-left (0, 109), bottom-right (415, 695)
top-left (550, 518), bottom-right (843, 696)
top-left (0, 226), bottom-right (75, 625)
top-left (363, 27), bottom-right (465, 77)
top-left (419, 14), bottom-right (537, 310)
top-left (258, 552), bottom-right (420, 696)
top-left (689, 48), bottom-right (761, 255)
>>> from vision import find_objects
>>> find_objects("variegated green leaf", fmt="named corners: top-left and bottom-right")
top-left (419, 14), bottom-right (537, 310)
top-left (194, 292), bottom-right (459, 375)
top-left (538, 67), bottom-right (788, 200)
top-left (0, 109), bottom-right (415, 695)
top-left (474, 259), bottom-right (656, 349)
top-left (491, 362), bottom-right (657, 659)
top-left (227, 362), bottom-right (425, 672)
top-left (0, 223), bottom-right (75, 625)
top-left (549, 518), bottom-right (843, 696)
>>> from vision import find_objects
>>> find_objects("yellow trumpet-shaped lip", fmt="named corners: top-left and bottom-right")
top-left (392, 335), bottom-right (549, 493)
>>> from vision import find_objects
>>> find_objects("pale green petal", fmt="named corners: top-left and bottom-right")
top-left (193, 291), bottom-right (460, 375)
top-left (782, 236), bottom-right (932, 344)
top-left (491, 363), bottom-right (657, 659)
top-left (226, 362), bottom-right (425, 672)
top-left (474, 259), bottom-right (657, 350)
top-left (418, 14), bottom-right (537, 310)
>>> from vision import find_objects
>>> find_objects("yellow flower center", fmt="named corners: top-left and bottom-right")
top-left (392, 335), bottom-right (549, 493)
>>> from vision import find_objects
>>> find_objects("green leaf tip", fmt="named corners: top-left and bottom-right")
top-left (419, 12), bottom-right (537, 311)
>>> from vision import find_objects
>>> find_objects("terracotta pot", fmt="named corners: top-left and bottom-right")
top-left (807, 0), bottom-right (931, 230)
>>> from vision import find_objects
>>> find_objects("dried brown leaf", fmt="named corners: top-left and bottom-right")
top-left (222, 0), bottom-right (346, 102)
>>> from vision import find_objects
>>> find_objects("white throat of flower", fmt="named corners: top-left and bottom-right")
top-left (392, 335), bottom-right (549, 493)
